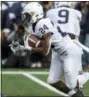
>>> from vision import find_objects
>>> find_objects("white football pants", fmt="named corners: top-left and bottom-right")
top-left (47, 49), bottom-right (83, 89)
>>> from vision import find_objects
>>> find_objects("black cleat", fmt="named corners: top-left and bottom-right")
top-left (72, 89), bottom-right (84, 97)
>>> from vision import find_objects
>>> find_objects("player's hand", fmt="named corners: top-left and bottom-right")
top-left (24, 35), bottom-right (32, 51)
top-left (25, 43), bottom-right (32, 51)
top-left (9, 41), bottom-right (25, 53)
top-left (9, 41), bottom-right (20, 53)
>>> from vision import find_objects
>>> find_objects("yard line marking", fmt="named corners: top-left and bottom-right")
top-left (1, 71), bottom-right (49, 75)
top-left (22, 72), bottom-right (68, 97)
top-left (1, 71), bottom-right (22, 74)
top-left (28, 71), bottom-right (49, 75)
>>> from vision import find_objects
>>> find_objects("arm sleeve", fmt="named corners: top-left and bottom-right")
top-left (77, 10), bottom-right (82, 22)
top-left (38, 19), bottom-right (54, 38)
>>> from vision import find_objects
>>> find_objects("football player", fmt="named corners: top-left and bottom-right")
top-left (46, 1), bottom-right (89, 95)
top-left (22, 2), bottom-right (88, 97)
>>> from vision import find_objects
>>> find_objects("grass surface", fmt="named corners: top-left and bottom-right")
top-left (2, 68), bottom-right (48, 71)
top-left (2, 74), bottom-right (58, 96)
top-left (34, 74), bottom-right (89, 96)
top-left (2, 68), bottom-right (89, 96)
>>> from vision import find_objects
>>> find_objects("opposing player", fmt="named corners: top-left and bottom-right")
top-left (22, 2), bottom-right (88, 97)
top-left (46, 2), bottom-right (86, 72)
top-left (46, 1), bottom-right (89, 94)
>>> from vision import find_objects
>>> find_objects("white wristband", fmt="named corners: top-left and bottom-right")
top-left (25, 44), bottom-right (32, 51)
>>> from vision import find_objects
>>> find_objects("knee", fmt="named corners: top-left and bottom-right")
top-left (64, 70), bottom-right (77, 89)
top-left (64, 68), bottom-right (73, 75)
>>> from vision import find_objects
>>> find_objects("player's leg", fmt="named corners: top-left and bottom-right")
top-left (78, 48), bottom-right (83, 74)
top-left (77, 49), bottom-right (89, 88)
top-left (73, 42), bottom-right (89, 89)
top-left (77, 72), bottom-right (89, 88)
top-left (47, 50), bottom-right (82, 97)
top-left (47, 50), bottom-right (63, 84)
top-left (63, 56), bottom-right (79, 89)
top-left (47, 50), bottom-right (70, 93)
top-left (61, 41), bottom-right (85, 97)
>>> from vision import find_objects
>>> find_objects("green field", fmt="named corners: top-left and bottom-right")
top-left (34, 74), bottom-right (89, 96)
top-left (2, 68), bottom-right (89, 96)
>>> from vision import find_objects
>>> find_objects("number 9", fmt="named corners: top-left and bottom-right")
top-left (58, 9), bottom-right (69, 24)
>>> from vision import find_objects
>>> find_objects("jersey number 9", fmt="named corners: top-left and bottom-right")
top-left (58, 9), bottom-right (69, 24)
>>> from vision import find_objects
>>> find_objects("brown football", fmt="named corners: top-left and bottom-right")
top-left (28, 35), bottom-right (41, 47)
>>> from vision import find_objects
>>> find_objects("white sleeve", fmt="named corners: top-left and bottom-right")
top-left (76, 10), bottom-right (82, 22)
top-left (37, 19), bottom-right (54, 38)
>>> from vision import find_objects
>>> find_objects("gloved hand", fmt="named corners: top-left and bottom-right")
top-left (9, 41), bottom-right (25, 53)
top-left (24, 34), bottom-right (32, 51)
top-left (9, 41), bottom-right (19, 53)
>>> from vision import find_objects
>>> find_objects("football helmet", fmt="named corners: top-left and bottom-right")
top-left (22, 2), bottom-right (44, 26)
top-left (54, 2), bottom-right (71, 8)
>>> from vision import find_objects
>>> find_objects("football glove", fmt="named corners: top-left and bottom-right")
top-left (9, 41), bottom-right (25, 53)
top-left (24, 34), bottom-right (32, 51)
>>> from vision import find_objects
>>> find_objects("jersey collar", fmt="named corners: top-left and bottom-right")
top-left (60, 5), bottom-right (70, 8)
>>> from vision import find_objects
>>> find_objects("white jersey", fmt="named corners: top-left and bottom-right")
top-left (30, 18), bottom-right (79, 55)
top-left (33, 18), bottom-right (63, 43)
top-left (47, 7), bottom-right (82, 37)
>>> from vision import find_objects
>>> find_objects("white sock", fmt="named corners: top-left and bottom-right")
top-left (77, 72), bottom-right (89, 88)
top-left (68, 89), bottom-right (76, 96)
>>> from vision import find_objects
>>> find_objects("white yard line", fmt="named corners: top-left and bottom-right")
top-left (22, 72), bottom-right (68, 97)
top-left (1, 71), bottom-right (22, 75)
top-left (1, 71), bottom-right (48, 75)
top-left (28, 71), bottom-right (49, 75)
top-left (2, 71), bottom-right (68, 96)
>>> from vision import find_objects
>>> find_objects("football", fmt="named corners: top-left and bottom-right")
top-left (28, 35), bottom-right (41, 47)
